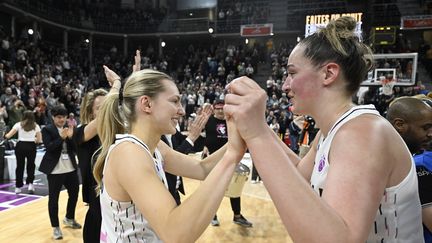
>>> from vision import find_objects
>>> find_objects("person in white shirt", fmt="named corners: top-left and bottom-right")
top-left (4, 110), bottom-right (42, 194)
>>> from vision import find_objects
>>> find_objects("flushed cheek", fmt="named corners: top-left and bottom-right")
top-left (291, 77), bottom-right (317, 98)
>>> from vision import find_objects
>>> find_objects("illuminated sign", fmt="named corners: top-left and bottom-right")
top-left (401, 15), bottom-right (432, 29)
top-left (372, 26), bottom-right (396, 45)
top-left (305, 13), bottom-right (363, 38)
top-left (241, 24), bottom-right (273, 37)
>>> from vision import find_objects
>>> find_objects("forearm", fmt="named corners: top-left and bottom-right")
top-left (423, 207), bottom-right (432, 232)
top-left (246, 130), bottom-right (351, 242)
top-left (198, 144), bottom-right (227, 178)
top-left (163, 155), bottom-right (236, 242)
top-left (109, 79), bottom-right (121, 94)
top-left (4, 129), bottom-right (16, 139)
top-left (83, 119), bottom-right (98, 142)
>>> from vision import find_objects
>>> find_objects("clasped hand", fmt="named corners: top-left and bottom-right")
top-left (224, 76), bottom-right (268, 143)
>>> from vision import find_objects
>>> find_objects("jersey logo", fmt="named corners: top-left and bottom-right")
top-left (318, 155), bottom-right (326, 172)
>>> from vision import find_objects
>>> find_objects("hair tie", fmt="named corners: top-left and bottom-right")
top-left (118, 82), bottom-right (124, 106)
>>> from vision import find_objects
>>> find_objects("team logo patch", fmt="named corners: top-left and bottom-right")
top-left (318, 155), bottom-right (326, 172)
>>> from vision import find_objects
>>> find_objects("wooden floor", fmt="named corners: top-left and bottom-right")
top-left (0, 178), bottom-right (292, 242)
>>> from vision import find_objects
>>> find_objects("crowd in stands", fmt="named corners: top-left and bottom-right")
top-left (9, 0), bottom-right (270, 34)
top-left (217, 0), bottom-right (270, 32)
top-left (7, 0), bottom-right (166, 33)
top-left (0, 29), bottom-right (430, 155)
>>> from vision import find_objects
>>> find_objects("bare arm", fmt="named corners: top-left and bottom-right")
top-left (423, 206), bottom-right (432, 233)
top-left (107, 119), bottom-right (245, 242)
top-left (35, 131), bottom-right (42, 144)
top-left (245, 117), bottom-right (393, 242)
top-left (80, 65), bottom-right (122, 142)
top-left (269, 125), bottom-right (317, 180)
top-left (159, 141), bottom-right (227, 180)
top-left (4, 128), bottom-right (17, 139)
top-left (224, 77), bottom-right (398, 242)
top-left (85, 51), bottom-right (139, 142)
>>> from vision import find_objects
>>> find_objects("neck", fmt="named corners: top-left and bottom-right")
top-left (130, 124), bottom-right (160, 154)
top-left (311, 98), bottom-right (354, 137)
top-left (214, 114), bottom-right (225, 120)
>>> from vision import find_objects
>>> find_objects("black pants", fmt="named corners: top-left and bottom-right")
top-left (79, 159), bottom-right (92, 204)
top-left (215, 197), bottom-right (241, 219)
top-left (14, 141), bottom-right (36, 188)
top-left (47, 170), bottom-right (79, 227)
top-left (83, 195), bottom-right (101, 243)
top-left (251, 162), bottom-right (260, 181)
top-left (230, 197), bottom-right (241, 215)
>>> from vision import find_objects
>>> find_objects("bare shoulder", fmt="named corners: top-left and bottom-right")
top-left (110, 141), bottom-right (154, 172)
top-left (321, 114), bottom-right (412, 241)
top-left (106, 141), bottom-right (156, 191)
top-left (330, 114), bottom-right (412, 186)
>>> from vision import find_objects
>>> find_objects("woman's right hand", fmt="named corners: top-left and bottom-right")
top-left (224, 76), bottom-right (269, 143)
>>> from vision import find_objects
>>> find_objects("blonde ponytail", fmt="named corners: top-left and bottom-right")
top-left (93, 91), bottom-right (125, 188)
top-left (93, 69), bottom-right (172, 190)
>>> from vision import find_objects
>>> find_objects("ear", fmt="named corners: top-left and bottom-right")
top-left (393, 118), bottom-right (408, 134)
top-left (322, 62), bottom-right (340, 86)
top-left (138, 96), bottom-right (152, 113)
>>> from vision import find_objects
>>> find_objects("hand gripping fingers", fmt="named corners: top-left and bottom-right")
top-left (226, 76), bottom-right (260, 96)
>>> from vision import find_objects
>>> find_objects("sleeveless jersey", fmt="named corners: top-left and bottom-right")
top-left (100, 134), bottom-right (168, 243)
top-left (310, 105), bottom-right (424, 242)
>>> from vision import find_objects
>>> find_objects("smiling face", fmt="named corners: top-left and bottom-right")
top-left (282, 45), bottom-right (323, 115)
top-left (150, 79), bottom-right (185, 135)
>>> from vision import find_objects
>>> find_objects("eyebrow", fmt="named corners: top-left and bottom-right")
top-left (287, 64), bottom-right (295, 68)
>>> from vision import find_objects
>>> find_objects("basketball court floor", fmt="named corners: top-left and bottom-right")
top-left (0, 174), bottom-right (293, 242)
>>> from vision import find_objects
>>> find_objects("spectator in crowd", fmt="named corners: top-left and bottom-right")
top-left (387, 96), bottom-right (432, 242)
top-left (224, 16), bottom-right (423, 242)
top-left (203, 99), bottom-right (253, 228)
top-left (74, 50), bottom-right (142, 242)
top-left (8, 99), bottom-right (26, 129)
top-left (0, 100), bottom-right (8, 139)
top-left (4, 110), bottom-right (42, 194)
top-left (66, 113), bottom-right (77, 127)
top-left (39, 105), bottom-right (81, 240)
top-left (72, 88), bottom-right (107, 243)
